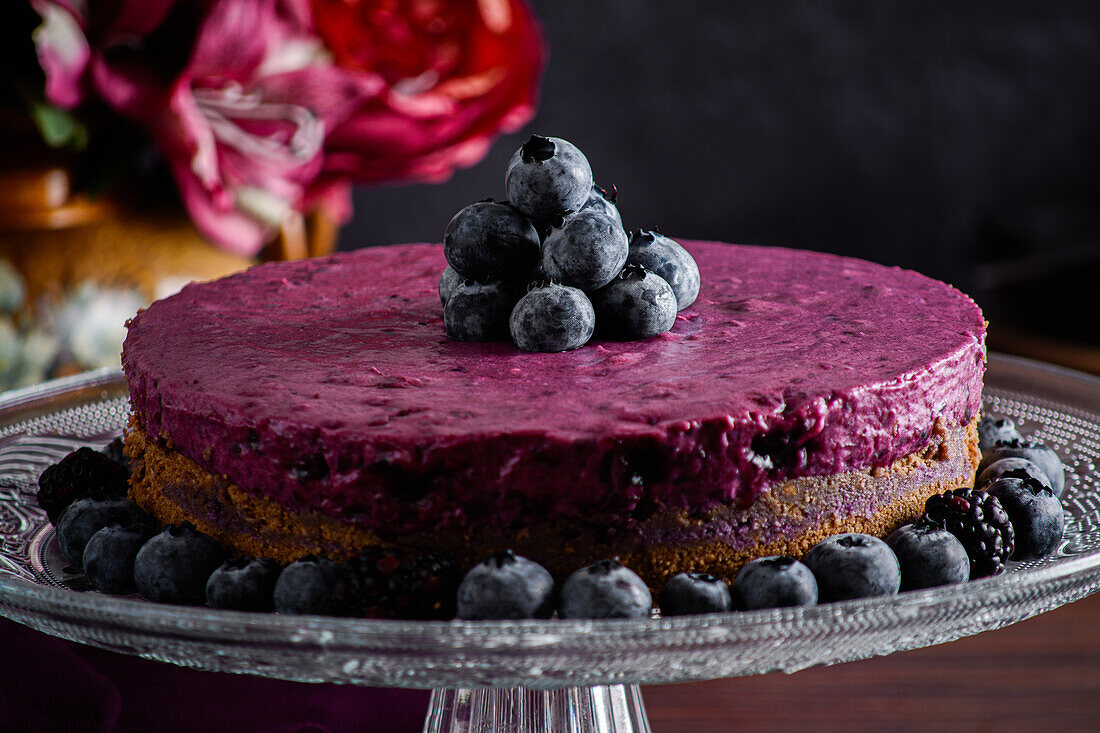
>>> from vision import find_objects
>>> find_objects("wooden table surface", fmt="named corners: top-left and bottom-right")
top-left (643, 591), bottom-right (1100, 732)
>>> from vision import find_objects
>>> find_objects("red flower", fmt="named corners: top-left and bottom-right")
top-left (312, 0), bottom-right (545, 185)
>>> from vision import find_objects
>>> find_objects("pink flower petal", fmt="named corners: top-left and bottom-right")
top-left (31, 0), bottom-right (91, 109)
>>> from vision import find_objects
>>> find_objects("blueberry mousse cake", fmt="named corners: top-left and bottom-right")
top-left (119, 134), bottom-right (986, 588)
top-left (122, 236), bottom-right (985, 586)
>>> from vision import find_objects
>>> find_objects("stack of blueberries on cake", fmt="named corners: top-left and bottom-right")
top-left (440, 135), bottom-right (700, 352)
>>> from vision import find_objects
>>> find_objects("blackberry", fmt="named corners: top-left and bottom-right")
top-left (923, 488), bottom-right (1014, 578)
top-left (37, 447), bottom-right (130, 524)
top-left (346, 547), bottom-right (462, 620)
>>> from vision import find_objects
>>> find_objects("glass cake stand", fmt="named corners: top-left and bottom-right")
top-left (2, 354), bottom-right (1100, 733)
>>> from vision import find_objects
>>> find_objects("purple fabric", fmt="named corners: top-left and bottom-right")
top-left (0, 618), bottom-right (429, 732)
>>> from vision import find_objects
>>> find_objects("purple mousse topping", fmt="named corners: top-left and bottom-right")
top-left (123, 241), bottom-right (985, 538)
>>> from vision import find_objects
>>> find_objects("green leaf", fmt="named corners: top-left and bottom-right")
top-left (29, 99), bottom-right (87, 150)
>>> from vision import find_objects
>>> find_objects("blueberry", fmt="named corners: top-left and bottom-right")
top-left (541, 210), bottom-right (629, 291)
top-left (626, 230), bottom-right (701, 311)
top-left (83, 523), bottom-right (155, 594)
top-left (976, 457), bottom-right (1052, 492)
top-left (592, 265), bottom-right (678, 340)
top-left (273, 555), bottom-right (352, 615)
top-left (438, 266), bottom-right (463, 307)
top-left (559, 559), bottom-right (652, 619)
top-left (133, 523), bottom-right (225, 605)
top-left (885, 517), bottom-right (970, 591)
top-left (731, 556), bottom-right (818, 610)
top-left (803, 533), bottom-right (901, 602)
top-left (978, 439), bottom-right (1065, 497)
top-left (206, 556), bottom-right (282, 611)
top-left (505, 135), bottom-right (593, 222)
top-left (987, 476), bottom-right (1065, 560)
top-left (658, 572), bottom-right (732, 615)
top-left (509, 281), bottom-right (595, 352)
top-left (444, 279), bottom-right (516, 342)
top-left (56, 497), bottom-right (151, 568)
top-left (581, 183), bottom-right (622, 228)
top-left (977, 415), bottom-right (1022, 453)
top-left (456, 549), bottom-right (555, 620)
top-left (443, 201), bottom-right (541, 283)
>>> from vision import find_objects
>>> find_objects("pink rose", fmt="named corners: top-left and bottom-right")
top-left (89, 0), bottom-right (382, 256)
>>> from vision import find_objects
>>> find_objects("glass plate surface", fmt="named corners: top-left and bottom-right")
top-left (1, 354), bottom-right (1099, 690)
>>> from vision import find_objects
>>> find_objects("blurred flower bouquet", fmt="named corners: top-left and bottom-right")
top-left (14, 0), bottom-right (544, 254)
top-left (0, 0), bottom-right (544, 389)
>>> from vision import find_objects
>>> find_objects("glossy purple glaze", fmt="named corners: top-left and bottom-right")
top-left (123, 241), bottom-right (985, 537)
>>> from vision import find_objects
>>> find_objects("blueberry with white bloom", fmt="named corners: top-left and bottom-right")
top-left (592, 265), bottom-right (677, 340)
top-left (977, 415), bottom-right (1022, 453)
top-left (581, 183), bottom-right (622, 228)
top-left (803, 533), bottom-right (901, 602)
top-left (56, 497), bottom-right (151, 569)
top-left (134, 523), bottom-right (225, 605)
top-left (438, 266), bottom-right (463, 306)
top-left (509, 281), bottom-right (595, 352)
top-left (541, 210), bottom-right (628, 291)
top-left (626, 230), bottom-right (700, 310)
top-left (444, 279), bottom-right (515, 342)
top-left (443, 200), bottom-right (541, 283)
top-left (978, 438), bottom-right (1065, 497)
top-left (456, 550), bottom-right (555, 620)
top-left (976, 457), bottom-right (1052, 492)
top-left (273, 555), bottom-right (352, 615)
top-left (505, 135), bottom-right (593, 222)
top-left (559, 559), bottom-right (651, 619)
top-left (207, 556), bottom-right (282, 611)
top-left (83, 522), bottom-right (155, 594)
top-left (885, 517), bottom-right (970, 591)
top-left (987, 475), bottom-right (1065, 560)
top-left (659, 572), bottom-right (732, 615)
top-left (731, 556), bottom-right (818, 609)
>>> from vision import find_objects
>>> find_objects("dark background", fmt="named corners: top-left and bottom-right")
top-left (340, 1), bottom-right (1100, 350)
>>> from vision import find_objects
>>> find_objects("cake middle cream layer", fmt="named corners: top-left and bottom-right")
top-left (122, 241), bottom-right (986, 541)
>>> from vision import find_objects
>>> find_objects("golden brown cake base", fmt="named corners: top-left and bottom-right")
top-left (126, 416), bottom-right (980, 587)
